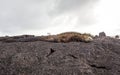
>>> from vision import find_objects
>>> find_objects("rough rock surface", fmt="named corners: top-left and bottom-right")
top-left (0, 36), bottom-right (120, 75)
top-left (99, 32), bottom-right (106, 37)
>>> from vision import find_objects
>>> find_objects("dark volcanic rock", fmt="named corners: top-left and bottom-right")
top-left (99, 32), bottom-right (106, 37)
top-left (115, 35), bottom-right (119, 39)
top-left (0, 37), bottom-right (120, 75)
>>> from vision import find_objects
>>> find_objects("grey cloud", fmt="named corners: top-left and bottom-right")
top-left (56, 0), bottom-right (89, 13)
top-left (0, 0), bottom-right (55, 34)
top-left (49, 0), bottom-right (98, 26)
top-left (0, 0), bottom-right (98, 35)
top-left (49, 0), bottom-right (97, 15)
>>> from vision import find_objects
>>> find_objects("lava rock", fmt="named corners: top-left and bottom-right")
top-left (0, 36), bottom-right (120, 75)
top-left (99, 32), bottom-right (106, 37)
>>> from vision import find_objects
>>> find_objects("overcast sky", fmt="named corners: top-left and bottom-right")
top-left (0, 0), bottom-right (120, 36)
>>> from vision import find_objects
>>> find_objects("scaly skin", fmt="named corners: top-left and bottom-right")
top-left (44, 32), bottom-right (93, 43)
